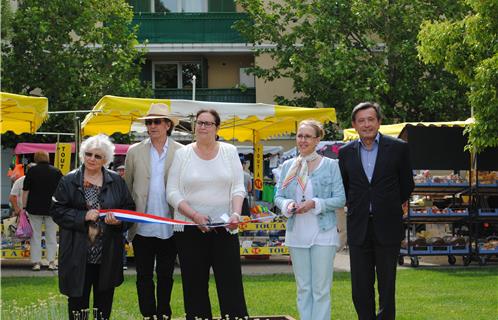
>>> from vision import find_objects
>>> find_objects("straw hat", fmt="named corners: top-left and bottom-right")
top-left (137, 103), bottom-right (180, 126)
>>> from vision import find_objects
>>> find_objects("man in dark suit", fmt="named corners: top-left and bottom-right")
top-left (338, 102), bottom-right (414, 320)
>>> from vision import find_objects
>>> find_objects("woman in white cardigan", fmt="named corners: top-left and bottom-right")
top-left (167, 109), bottom-right (248, 320)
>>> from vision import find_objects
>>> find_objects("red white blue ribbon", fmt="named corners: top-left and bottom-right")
top-left (99, 209), bottom-right (276, 227)
top-left (99, 209), bottom-right (195, 225)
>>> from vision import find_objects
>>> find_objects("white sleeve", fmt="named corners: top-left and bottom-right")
top-left (10, 178), bottom-right (23, 196)
top-left (166, 149), bottom-right (186, 211)
top-left (229, 146), bottom-right (246, 198)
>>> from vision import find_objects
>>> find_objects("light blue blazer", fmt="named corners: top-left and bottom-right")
top-left (274, 157), bottom-right (346, 232)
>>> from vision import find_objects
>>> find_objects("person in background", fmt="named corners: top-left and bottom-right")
top-left (52, 134), bottom-right (135, 320)
top-left (275, 119), bottom-right (346, 320)
top-left (22, 151), bottom-right (62, 271)
top-left (338, 102), bottom-right (414, 320)
top-left (125, 103), bottom-right (183, 320)
top-left (242, 159), bottom-right (253, 216)
top-left (9, 164), bottom-right (35, 217)
top-left (167, 109), bottom-right (248, 320)
top-left (115, 165), bottom-right (125, 178)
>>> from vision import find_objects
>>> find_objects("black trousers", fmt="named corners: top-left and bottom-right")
top-left (175, 227), bottom-right (248, 320)
top-left (68, 264), bottom-right (115, 320)
top-left (132, 234), bottom-right (177, 319)
top-left (349, 217), bottom-right (400, 320)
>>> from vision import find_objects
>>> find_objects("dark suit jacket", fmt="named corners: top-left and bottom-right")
top-left (338, 134), bottom-right (414, 246)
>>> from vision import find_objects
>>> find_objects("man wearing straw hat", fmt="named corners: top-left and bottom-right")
top-left (124, 103), bottom-right (183, 320)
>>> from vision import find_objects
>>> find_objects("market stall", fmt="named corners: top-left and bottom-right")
top-left (1, 92), bottom-right (48, 134)
top-left (344, 120), bottom-right (498, 266)
top-left (81, 95), bottom-right (337, 256)
top-left (1, 92), bottom-right (49, 260)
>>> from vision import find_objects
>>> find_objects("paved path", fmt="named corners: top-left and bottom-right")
top-left (3, 248), bottom-right (492, 278)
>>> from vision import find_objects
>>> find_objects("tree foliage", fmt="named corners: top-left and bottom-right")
top-left (236, 0), bottom-right (470, 131)
top-left (418, 0), bottom-right (498, 151)
top-left (1, 0), bottom-right (151, 147)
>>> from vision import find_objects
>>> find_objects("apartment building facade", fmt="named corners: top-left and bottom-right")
top-left (128, 0), bottom-right (296, 104)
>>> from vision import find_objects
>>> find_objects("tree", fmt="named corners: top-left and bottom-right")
top-left (1, 0), bottom-right (151, 147)
top-left (236, 0), bottom-right (470, 131)
top-left (418, 0), bottom-right (498, 151)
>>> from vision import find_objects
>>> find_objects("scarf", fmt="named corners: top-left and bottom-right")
top-left (281, 151), bottom-right (319, 191)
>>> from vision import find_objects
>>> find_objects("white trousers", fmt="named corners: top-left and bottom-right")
top-left (289, 245), bottom-right (337, 320)
top-left (28, 214), bottom-right (58, 263)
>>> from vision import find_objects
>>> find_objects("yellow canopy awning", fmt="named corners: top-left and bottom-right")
top-left (343, 119), bottom-right (473, 141)
top-left (82, 95), bottom-right (337, 141)
top-left (1, 92), bottom-right (49, 134)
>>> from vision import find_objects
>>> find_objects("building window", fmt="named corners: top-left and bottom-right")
top-left (153, 0), bottom-right (207, 12)
top-left (130, 0), bottom-right (235, 13)
top-left (153, 62), bottom-right (202, 89)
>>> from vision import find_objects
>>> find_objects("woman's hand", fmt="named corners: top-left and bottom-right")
top-left (287, 202), bottom-right (297, 215)
top-left (192, 212), bottom-right (211, 233)
top-left (104, 212), bottom-right (121, 225)
top-left (85, 209), bottom-right (99, 222)
top-left (295, 200), bottom-right (316, 214)
top-left (227, 213), bottom-right (240, 230)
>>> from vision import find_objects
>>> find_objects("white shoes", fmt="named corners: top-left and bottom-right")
top-left (48, 261), bottom-right (58, 271)
top-left (32, 263), bottom-right (41, 271)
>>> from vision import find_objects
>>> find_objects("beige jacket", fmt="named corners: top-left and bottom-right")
top-left (124, 137), bottom-right (184, 241)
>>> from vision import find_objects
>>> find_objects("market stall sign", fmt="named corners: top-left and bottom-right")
top-left (253, 142), bottom-right (264, 190)
top-left (239, 222), bottom-right (286, 231)
top-left (1, 249), bottom-right (51, 259)
top-left (55, 142), bottom-right (72, 175)
top-left (240, 246), bottom-right (288, 255)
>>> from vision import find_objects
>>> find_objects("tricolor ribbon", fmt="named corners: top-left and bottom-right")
top-left (99, 209), bottom-right (276, 227)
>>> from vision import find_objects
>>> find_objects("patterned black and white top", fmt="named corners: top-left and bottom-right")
top-left (84, 180), bottom-right (104, 264)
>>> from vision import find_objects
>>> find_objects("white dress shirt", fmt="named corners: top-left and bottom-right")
top-left (136, 141), bottom-right (173, 239)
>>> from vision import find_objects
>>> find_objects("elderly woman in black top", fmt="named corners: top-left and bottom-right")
top-left (52, 134), bottom-right (135, 320)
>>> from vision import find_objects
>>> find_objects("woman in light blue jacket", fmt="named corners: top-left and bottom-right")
top-left (275, 119), bottom-right (346, 320)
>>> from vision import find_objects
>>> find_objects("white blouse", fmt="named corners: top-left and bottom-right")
top-left (167, 142), bottom-right (246, 231)
top-left (284, 159), bottom-right (339, 248)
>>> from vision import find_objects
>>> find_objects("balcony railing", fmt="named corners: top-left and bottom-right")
top-left (132, 12), bottom-right (250, 43)
top-left (154, 88), bottom-right (256, 103)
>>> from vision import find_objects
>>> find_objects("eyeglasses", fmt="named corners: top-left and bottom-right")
top-left (145, 119), bottom-right (164, 126)
top-left (84, 152), bottom-right (104, 160)
top-left (296, 134), bottom-right (317, 141)
top-left (196, 121), bottom-right (216, 128)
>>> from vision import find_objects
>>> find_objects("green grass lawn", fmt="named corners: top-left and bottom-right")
top-left (2, 268), bottom-right (497, 319)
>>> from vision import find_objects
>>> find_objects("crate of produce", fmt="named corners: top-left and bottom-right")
top-left (478, 246), bottom-right (498, 254)
top-left (447, 208), bottom-right (469, 216)
top-left (478, 240), bottom-right (498, 254)
top-left (477, 181), bottom-right (498, 187)
top-left (409, 208), bottom-right (432, 217)
top-left (477, 208), bottom-right (498, 216)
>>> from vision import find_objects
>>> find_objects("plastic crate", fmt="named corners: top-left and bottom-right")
top-left (430, 246), bottom-right (450, 254)
top-left (477, 208), bottom-right (498, 216)
top-left (409, 246), bottom-right (430, 255)
top-left (450, 245), bottom-right (470, 254)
